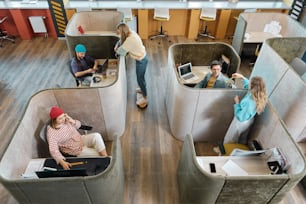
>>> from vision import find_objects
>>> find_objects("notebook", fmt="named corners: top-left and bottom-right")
top-left (97, 59), bottom-right (109, 74)
top-left (178, 62), bottom-right (199, 83)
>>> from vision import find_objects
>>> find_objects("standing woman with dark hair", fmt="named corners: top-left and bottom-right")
top-left (223, 73), bottom-right (268, 144)
top-left (114, 23), bottom-right (149, 108)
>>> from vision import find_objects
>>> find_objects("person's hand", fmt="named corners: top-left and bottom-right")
top-left (59, 160), bottom-right (72, 170)
top-left (114, 40), bottom-right (121, 52)
top-left (64, 114), bottom-right (75, 124)
top-left (231, 73), bottom-right (245, 79)
top-left (234, 95), bottom-right (240, 104)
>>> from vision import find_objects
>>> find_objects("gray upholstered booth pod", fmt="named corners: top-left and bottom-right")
top-left (0, 48), bottom-right (126, 202)
top-left (251, 37), bottom-right (306, 142)
top-left (232, 12), bottom-right (306, 55)
top-left (251, 37), bottom-right (306, 188)
top-left (177, 103), bottom-right (306, 204)
top-left (65, 11), bottom-right (123, 59)
top-left (0, 86), bottom-right (126, 203)
top-left (0, 11), bottom-right (127, 203)
top-left (166, 42), bottom-right (242, 142)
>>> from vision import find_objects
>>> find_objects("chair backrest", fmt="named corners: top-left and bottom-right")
top-left (153, 8), bottom-right (170, 21)
top-left (69, 61), bottom-right (81, 87)
top-left (200, 8), bottom-right (217, 20)
top-left (40, 119), bottom-right (51, 144)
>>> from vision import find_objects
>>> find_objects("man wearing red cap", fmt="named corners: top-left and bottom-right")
top-left (47, 106), bottom-right (108, 170)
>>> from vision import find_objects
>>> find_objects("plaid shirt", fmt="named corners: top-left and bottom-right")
top-left (47, 120), bottom-right (82, 163)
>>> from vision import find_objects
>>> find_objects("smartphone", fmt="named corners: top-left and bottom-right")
top-left (209, 163), bottom-right (216, 173)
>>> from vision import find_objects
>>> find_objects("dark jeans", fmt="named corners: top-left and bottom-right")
top-left (136, 54), bottom-right (148, 97)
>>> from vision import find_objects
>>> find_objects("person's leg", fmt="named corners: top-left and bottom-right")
top-left (136, 54), bottom-right (148, 98)
top-left (223, 117), bottom-right (254, 144)
top-left (81, 133), bottom-right (107, 156)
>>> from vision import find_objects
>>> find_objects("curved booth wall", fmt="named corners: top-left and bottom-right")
top-left (177, 103), bottom-right (306, 204)
top-left (0, 10), bottom-right (127, 203)
top-left (0, 85), bottom-right (126, 203)
top-left (250, 37), bottom-right (306, 188)
top-left (65, 11), bottom-right (123, 59)
top-left (232, 12), bottom-right (306, 55)
top-left (166, 42), bottom-right (242, 142)
top-left (251, 37), bottom-right (306, 143)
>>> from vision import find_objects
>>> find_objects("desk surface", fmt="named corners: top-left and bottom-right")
top-left (90, 59), bottom-right (118, 87)
top-left (178, 65), bottom-right (209, 85)
top-left (244, 31), bottom-right (282, 43)
top-left (197, 156), bottom-right (272, 176)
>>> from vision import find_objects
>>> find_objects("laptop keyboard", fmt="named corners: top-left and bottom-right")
top-left (183, 74), bottom-right (195, 80)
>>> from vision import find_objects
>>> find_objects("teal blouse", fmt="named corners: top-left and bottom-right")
top-left (234, 78), bottom-right (257, 122)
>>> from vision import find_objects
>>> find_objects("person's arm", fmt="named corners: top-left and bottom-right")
top-left (116, 46), bottom-right (128, 56)
top-left (231, 72), bottom-right (249, 89)
top-left (47, 127), bottom-right (66, 165)
top-left (74, 69), bottom-right (95, 78)
top-left (64, 114), bottom-right (81, 129)
top-left (93, 59), bottom-right (99, 71)
top-left (194, 79), bottom-right (205, 88)
top-left (59, 159), bottom-right (72, 170)
top-left (114, 40), bottom-right (121, 52)
top-left (194, 75), bottom-right (209, 88)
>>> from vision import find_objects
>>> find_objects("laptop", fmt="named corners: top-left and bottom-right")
top-left (97, 59), bottom-right (109, 74)
top-left (178, 62), bottom-right (199, 83)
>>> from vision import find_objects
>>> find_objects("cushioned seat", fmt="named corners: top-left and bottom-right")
top-left (217, 143), bottom-right (250, 156)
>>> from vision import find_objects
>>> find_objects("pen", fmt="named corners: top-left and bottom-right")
top-left (70, 161), bottom-right (87, 166)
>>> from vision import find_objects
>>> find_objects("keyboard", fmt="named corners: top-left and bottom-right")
top-left (183, 73), bottom-right (195, 80)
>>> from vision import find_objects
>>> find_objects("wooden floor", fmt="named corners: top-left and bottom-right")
top-left (0, 36), bottom-right (305, 203)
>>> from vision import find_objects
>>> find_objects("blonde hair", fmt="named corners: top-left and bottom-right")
top-left (250, 76), bottom-right (268, 114)
top-left (116, 23), bottom-right (131, 44)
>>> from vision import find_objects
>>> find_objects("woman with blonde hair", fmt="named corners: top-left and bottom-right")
top-left (223, 73), bottom-right (268, 144)
top-left (114, 23), bottom-right (149, 108)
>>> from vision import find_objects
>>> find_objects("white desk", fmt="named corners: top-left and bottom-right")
top-left (178, 65), bottom-right (210, 85)
top-left (90, 59), bottom-right (118, 87)
top-left (244, 32), bottom-right (282, 43)
top-left (196, 156), bottom-right (272, 176)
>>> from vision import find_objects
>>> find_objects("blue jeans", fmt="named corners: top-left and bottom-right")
top-left (136, 54), bottom-right (148, 97)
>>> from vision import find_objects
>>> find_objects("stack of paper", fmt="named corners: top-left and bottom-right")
top-left (222, 159), bottom-right (248, 176)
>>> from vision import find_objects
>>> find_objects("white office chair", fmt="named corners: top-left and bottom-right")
top-left (150, 8), bottom-right (170, 41)
top-left (117, 8), bottom-right (133, 23)
top-left (197, 8), bottom-right (217, 40)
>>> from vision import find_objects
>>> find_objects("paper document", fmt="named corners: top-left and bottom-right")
top-left (230, 149), bottom-right (267, 156)
top-left (222, 159), bottom-right (248, 176)
top-left (22, 159), bottom-right (45, 178)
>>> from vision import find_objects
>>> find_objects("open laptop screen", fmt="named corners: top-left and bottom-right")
top-left (178, 62), bottom-right (192, 77)
top-left (97, 59), bottom-right (109, 73)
